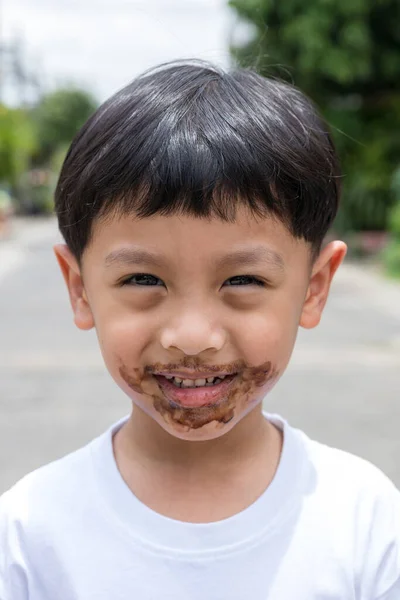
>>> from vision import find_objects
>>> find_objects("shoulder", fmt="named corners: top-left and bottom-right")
top-left (0, 442), bottom-right (94, 598)
top-left (302, 430), bottom-right (399, 501)
top-left (297, 427), bottom-right (400, 597)
top-left (0, 439), bottom-right (94, 530)
top-left (293, 424), bottom-right (400, 523)
top-left (0, 416), bottom-right (126, 536)
top-left (270, 413), bottom-right (400, 502)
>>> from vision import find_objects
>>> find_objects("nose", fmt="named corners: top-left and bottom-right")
top-left (160, 309), bottom-right (226, 356)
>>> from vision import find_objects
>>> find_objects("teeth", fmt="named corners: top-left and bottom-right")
top-left (181, 378), bottom-right (209, 388)
top-left (159, 374), bottom-right (233, 388)
top-left (172, 375), bottom-right (224, 388)
top-left (182, 379), bottom-right (195, 387)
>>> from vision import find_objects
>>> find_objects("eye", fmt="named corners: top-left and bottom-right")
top-left (224, 275), bottom-right (266, 287)
top-left (121, 273), bottom-right (164, 287)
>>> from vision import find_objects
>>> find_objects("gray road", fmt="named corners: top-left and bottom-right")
top-left (0, 218), bottom-right (399, 494)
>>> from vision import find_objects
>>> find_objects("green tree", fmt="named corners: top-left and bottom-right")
top-left (229, 0), bottom-right (400, 232)
top-left (32, 88), bottom-right (98, 163)
top-left (383, 168), bottom-right (400, 277)
top-left (0, 105), bottom-right (37, 188)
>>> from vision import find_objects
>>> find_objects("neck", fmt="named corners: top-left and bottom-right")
top-left (116, 404), bottom-right (275, 475)
top-left (113, 405), bottom-right (284, 522)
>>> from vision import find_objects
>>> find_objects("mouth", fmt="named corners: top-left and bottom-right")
top-left (153, 373), bottom-right (238, 408)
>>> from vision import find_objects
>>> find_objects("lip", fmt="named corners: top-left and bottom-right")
top-left (154, 373), bottom-right (238, 408)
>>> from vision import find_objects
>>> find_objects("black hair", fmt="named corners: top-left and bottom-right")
top-left (55, 59), bottom-right (341, 263)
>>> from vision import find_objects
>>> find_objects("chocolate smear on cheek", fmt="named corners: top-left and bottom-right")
top-left (119, 360), bottom-right (279, 431)
top-left (118, 366), bottom-right (143, 394)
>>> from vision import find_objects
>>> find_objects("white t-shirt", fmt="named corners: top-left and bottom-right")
top-left (1, 413), bottom-right (399, 600)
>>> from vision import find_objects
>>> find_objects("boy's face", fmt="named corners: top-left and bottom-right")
top-left (55, 206), bottom-right (346, 441)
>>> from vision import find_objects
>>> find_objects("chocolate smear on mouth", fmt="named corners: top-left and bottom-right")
top-left (119, 359), bottom-right (279, 430)
top-left (153, 395), bottom-right (236, 429)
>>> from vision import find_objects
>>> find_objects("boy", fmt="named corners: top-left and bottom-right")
top-left (0, 59), bottom-right (399, 600)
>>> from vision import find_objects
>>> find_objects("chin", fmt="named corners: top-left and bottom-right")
top-left (156, 413), bottom-right (240, 442)
top-left (151, 397), bottom-right (263, 442)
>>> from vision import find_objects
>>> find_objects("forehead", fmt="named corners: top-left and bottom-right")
top-left (85, 206), bottom-right (307, 268)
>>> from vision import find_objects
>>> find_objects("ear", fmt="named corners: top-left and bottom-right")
top-left (300, 241), bottom-right (347, 329)
top-left (53, 244), bottom-right (94, 331)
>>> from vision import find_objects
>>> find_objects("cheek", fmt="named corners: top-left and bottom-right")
top-left (95, 316), bottom-right (161, 407)
top-left (234, 304), bottom-right (299, 367)
top-left (94, 312), bottom-right (153, 374)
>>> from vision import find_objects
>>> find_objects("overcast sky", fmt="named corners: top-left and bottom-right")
top-left (2, 0), bottom-right (239, 104)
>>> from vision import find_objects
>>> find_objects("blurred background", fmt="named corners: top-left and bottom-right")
top-left (0, 0), bottom-right (399, 494)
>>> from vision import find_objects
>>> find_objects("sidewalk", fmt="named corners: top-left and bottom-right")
top-left (0, 215), bottom-right (60, 245)
top-left (0, 216), bottom-right (61, 283)
top-left (338, 261), bottom-right (400, 321)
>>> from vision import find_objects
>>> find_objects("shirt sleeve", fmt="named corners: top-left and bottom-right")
top-left (363, 475), bottom-right (400, 600)
top-left (0, 489), bottom-right (29, 600)
top-left (0, 490), bottom-right (11, 600)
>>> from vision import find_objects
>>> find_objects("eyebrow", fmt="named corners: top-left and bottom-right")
top-left (104, 246), bottom-right (285, 272)
top-left (214, 247), bottom-right (285, 272)
top-left (105, 248), bottom-right (167, 269)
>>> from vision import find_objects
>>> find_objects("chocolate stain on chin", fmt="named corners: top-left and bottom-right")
top-left (118, 360), bottom-right (279, 431)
